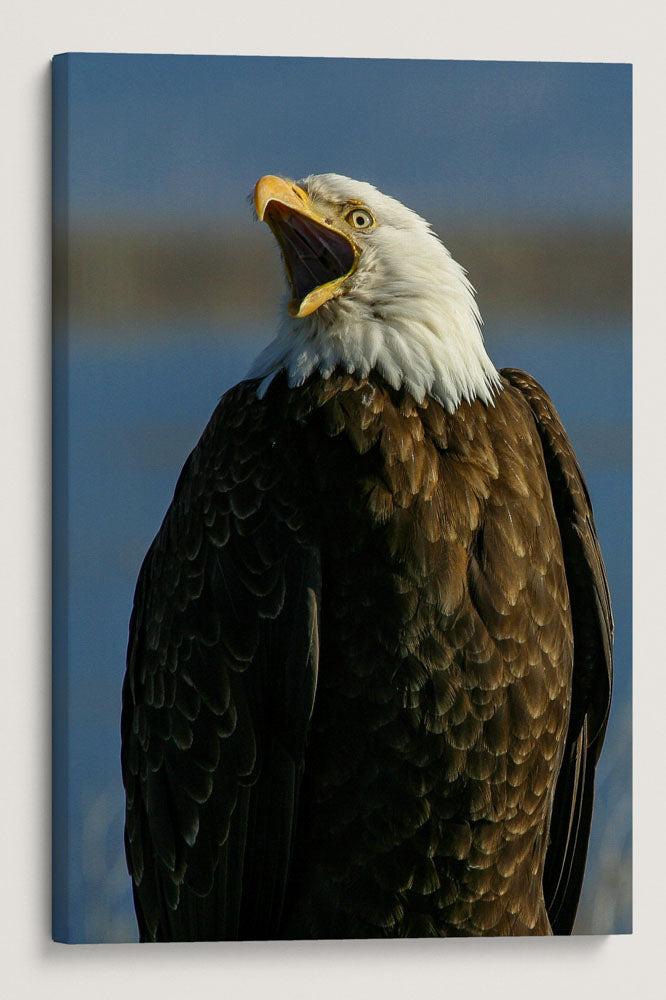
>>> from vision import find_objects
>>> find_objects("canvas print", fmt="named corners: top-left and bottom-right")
top-left (52, 54), bottom-right (631, 942)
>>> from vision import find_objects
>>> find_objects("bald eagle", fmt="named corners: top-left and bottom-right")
top-left (121, 174), bottom-right (612, 939)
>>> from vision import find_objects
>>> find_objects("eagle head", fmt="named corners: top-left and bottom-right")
top-left (250, 173), bottom-right (500, 412)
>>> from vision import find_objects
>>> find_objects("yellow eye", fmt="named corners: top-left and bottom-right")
top-left (346, 208), bottom-right (374, 230)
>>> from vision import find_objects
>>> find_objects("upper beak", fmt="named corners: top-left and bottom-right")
top-left (254, 175), bottom-right (311, 223)
top-left (254, 175), bottom-right (358, 318)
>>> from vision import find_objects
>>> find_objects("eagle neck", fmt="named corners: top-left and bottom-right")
top-left (248, 249), bottom-right (501, 413)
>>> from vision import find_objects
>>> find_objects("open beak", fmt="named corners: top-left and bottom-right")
top-left (254, 175), bottom-right (358, 318)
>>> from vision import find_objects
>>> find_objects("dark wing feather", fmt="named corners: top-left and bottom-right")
top-left (121, 378), bottom-right (320, 940)
top-left (501, 368), bottom-right (613, 934)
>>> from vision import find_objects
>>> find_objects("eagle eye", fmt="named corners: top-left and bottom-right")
top-left (346, 208), bottom-right (374, 230)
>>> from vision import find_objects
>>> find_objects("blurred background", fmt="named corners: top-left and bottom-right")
top-left (52, 54), bottom-right (631, 943)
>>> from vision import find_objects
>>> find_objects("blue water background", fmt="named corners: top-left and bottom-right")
top-left (54, 317), bottom-right (631, 942)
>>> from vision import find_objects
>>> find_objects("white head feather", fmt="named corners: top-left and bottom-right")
top-left (248, 173), bottom-right (501, 413)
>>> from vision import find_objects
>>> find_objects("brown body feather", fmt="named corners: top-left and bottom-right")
top-left (121, 367), bottom-right (612, 939)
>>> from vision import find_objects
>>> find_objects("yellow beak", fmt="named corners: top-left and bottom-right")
top-left (254, 175), bottom-right (312, 224)
top-left (254, 175), bottom-right (358, 318)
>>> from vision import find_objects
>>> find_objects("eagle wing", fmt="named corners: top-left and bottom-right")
top-left (501, 368), bottom-right (613, 934)
top-left (121, 379), bottom-right (320, 940)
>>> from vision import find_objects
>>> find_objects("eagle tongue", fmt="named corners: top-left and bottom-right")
top-left (267, 204), bottom-right (356, 302)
